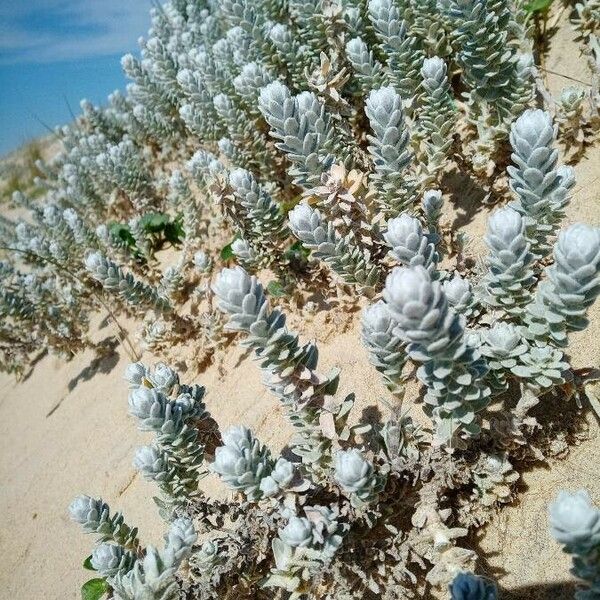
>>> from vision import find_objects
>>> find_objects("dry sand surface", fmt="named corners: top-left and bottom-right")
top-left (1, 9), bottom-right (600, 600)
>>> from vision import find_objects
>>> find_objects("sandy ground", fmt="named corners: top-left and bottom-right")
top-left (1, 8), bottom-right (600, 600)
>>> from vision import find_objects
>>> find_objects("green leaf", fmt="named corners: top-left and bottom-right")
top-left (286, 241), bottom-right (310, 259)
top-left (83, 555), bottom-right (96, 571)
top-left (108, 222), bottom-right (135, 248)
top-left (81, 578), bottom-right (108, 600)
top-left (220, 243), bottom-right (234, 261)
top-left (163, 221), bottom-right (184, 245)
top-left (139, 212), bottom-right (169, 233)
top-left (267, 281), bottom-right (288, 297)
top-left (524, 0), bottom-right (554, 13)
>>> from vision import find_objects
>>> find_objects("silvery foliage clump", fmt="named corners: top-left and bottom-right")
top-left (211, 425), bottom-right (296, 501)
top-left (258, 81), bottom-right (338, 190)
top-left (365, 86), bottom-right (414, 216)
top-left (85, 251), bottom-right (171, 314)
top-left (549, 490), bottom-right (600, 598)
top-left (472, 452), bottom-right (519, 507)
top-left (193, 250), bottom-right (212, 274)
top-left (91, 543), bottom-right (137, 577)
top-left (110, 518), bottom-right (197, 600)
top-left (288, 202), bottom-right (382, 294)
top-left (212, 266), bottom-right (346, 477)
top-left (72, 356), bottom-right (393, 598)
top-left (361, 300), bottom-right (407, 398)
top-left (345, 37), bottom-right (386, 93)
top-left (333, 449), bottom-right (385, 508)
top-left (0, 0), bottom-right (546, 376)
top-left (481, 206), bottom-right (536, 316)
top-left (268, 505), bottom-right (349, 592)
top-left (69, 495), bottom-right (139, 549)
top-left (383, 265), bottom-right (491, 444)
top-left (524, 223), bottom-right (600, 347)
top-left (159, 261), bottom-right (186, 304)
top-left (556, 86), bottom-right (587, 152)
top-left (4, 0), bottom-right (600, 596)
top-left (384, 212), bottom-right (440, 274)
top-left (126, 361), bottom-right (210, 512)
top-left (508, 109), bottom-right (575, 260)
top-left (367, 0), bottom-right (424, 102)
top-left (169, 169), bottom-right (201, 242)
top-left (443, 275), bottom-right (476, 317)
top-left (446, 0), bottom-right (531, 124)
top-left (423, 189), bottom-right (445, 236)
top-left (70, 492), bottom-right (197, 600)
top-left (418, 56), bottom-right (458, 180)
top-left (224, 167), bottom-right (289, 265)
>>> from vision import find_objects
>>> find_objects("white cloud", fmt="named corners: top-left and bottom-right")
top-left (0, 1), bottom-right (152, 65)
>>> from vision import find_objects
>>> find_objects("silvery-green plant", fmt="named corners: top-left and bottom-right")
top-left (479, 322), bottom-right (529, 392)
top-left (258, 81), bottom-right (338, 190)
top-left (95, 138), bottom-right (157, 208)
top-left (231, 237), bottom-right (258, 269)
top-left (127, 362), bottom-right (210, 512)
top-left (212, 266), bottom-right (345, 477)
top-left (193, 250), bottom-right (212, 274)
top-left (213, 92), bottom-right (277, 173)
top-left (383, 266), bottom-right (491, 445)
top-left (69, 495), bottom-right (139, 550)
top-left (194, 540), bottom-right (222, 572)
top-left (447, 0), bottom-right (522, 123)
top-left (227, 167), bottom-right (288, 251)
top-left (333, 448), bottom-right (385, 507)
top-left (268, 23), bottom-right (311, 87)
top-left (288, 203), bottom-right (382, 294)
top-left (158, 261), bottom-right (186, 304)
top-left (508, 109), bottom-right (573, 259)
top-left (443, 275), bottom-right (475, 317)
top-left (549, 490), bottom-right (600, 599)
top-left (472, 452), bottom-right (519, 507)
top-left (345, 37), bottom-right (387, 93)
top-left (361, 300), bottom-right (407, 398)
top-left (365, 86), bottom-right (415, 216)
top-left (211, 425), bottom-right (295, 501)
top-left (85, 251), bottom-right (171, 313)
top-left (233, 62), bottom-right (275, 106)
top-left (556, 86), bottom-right (587, 154)
top-left (571, 0), bottom-right (600, 38)
top-left (128, 215), bottom-right (153, 262)
top-left (511, 345), bottom-right (569, 395)
top-left (367, 0), bottom-right (424, 102)
top-left (268, 505), bottom-right (349, 594)
top-left (481, 206), bottom-right (535, 316)
top-left (384, 212), bottom-right (440, 273)
top-left (169, 169), bottom-right (201, 242)
top-left (91, 543), bottom-right (137, 578)
top-left (110, 517), bottom-right (197, 600)
top-left (523, 223), bottom-right (600, 347)
top-left (422, 189), bottom-right (444, 236)
top-left (418, 56), bottom-right (458, 181)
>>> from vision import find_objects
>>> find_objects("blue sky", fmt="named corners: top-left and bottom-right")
top-left (0, 2), bottom-right (152, 156)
